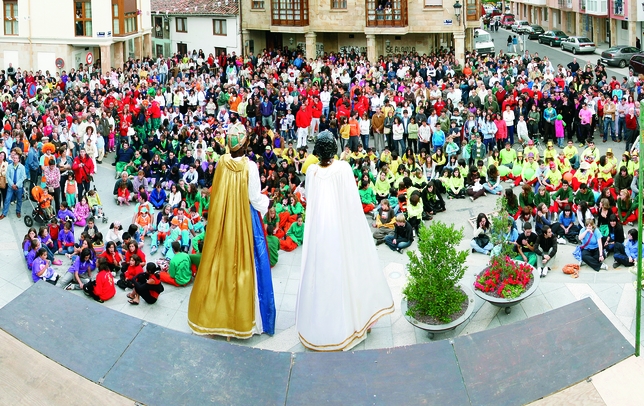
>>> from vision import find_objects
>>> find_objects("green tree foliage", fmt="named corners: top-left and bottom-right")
top-left (403, 221), bottom-right (468, 323)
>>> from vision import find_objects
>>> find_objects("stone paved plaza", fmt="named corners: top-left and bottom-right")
top-left (0, 138), bottom-right (640, 356)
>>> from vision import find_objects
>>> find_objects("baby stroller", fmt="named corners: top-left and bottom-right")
top-left (23, 183), bottom-right (55, 227)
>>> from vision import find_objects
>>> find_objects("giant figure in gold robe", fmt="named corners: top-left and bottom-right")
top-left (188, 118), bottom-right (275, 338)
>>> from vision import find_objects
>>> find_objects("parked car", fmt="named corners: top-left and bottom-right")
top-left (538, 30), bottom-right (569, 47)
top-left (560, 36), bottom-right (596, 54)
top-left (500, 14), bottom-right (515, 28)
top-left (600, 46), bottom-right (641, 68)
top-left (511, 20), bottom-right (529, 32)
top-left (629, 54), bottom-right (644, 75)
top-left (525, 24), bottom-right (545, 39)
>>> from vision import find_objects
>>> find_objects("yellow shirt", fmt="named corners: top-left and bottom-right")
top-left (597, 163), bottom-right (612, 181)
top-left (524, 146), bottom-right (540, 160)
top-left (547, 169), bottom-right (562, 187)
top-left (563, 145), bottom-right (578, 160)
top-left (556, 157), bottom-right (572, 174)
top-left (544, 147), bottom-right (557, 162)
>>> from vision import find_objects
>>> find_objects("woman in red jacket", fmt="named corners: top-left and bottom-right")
top-left (83, 259), bottom-right (115, 303)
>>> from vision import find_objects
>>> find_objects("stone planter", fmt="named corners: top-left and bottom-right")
top-left (402, 284), bottom-right (476, 340)
top-left (473, 260), bottom-right (540, 314)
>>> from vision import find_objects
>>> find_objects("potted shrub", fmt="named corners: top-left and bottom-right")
top-left (473, 197), bottom-right (540, 314)
top-left (402, 221), bottom-right (475, 339)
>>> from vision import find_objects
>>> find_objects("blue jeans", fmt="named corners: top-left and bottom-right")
top-left (483, 183), bottom-right (503, 194)
top-left (361, 133), bottom-right (370, 149)
top-left (3, 185), bottom-right (21, 216)
top-left (384, 234), bottom-right (411, 251)
top-left (617, 116), bottom-right (626, 140)
top-left (394, 139), bottom-right (406, 156)
top-left (603, 118), bottom-right (615, 141)
top-left (470, 239), bottom-right (493, 254)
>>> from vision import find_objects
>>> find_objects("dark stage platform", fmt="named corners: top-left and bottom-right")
top-left (0, 283), bottom-right (634, 406)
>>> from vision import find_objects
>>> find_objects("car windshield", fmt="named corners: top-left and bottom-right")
top-left (531, 25), bottom-right (541, 29)
top-left (578, 38), bottom-right (592, 43)
top-left (475, 33), bottom-right (492, 43)
top-left (606, 47), bottom-right (622, 52)
top-left (553, 31), bottom-right (566, 36)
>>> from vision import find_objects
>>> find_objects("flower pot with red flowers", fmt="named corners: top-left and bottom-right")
top-left (402, 221), bottom-right (475, 339)
top-left (473, 255), bottom-right (540, 314)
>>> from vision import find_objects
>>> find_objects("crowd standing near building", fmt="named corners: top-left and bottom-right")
top-left (3, 43), bottom-right (643, 309)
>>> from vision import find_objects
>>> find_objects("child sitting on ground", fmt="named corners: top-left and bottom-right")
top-left (266, 224), bottom-right (279, 267)
top-left (82, 258), bottom-right (115, 303)
top-left (31, 248), bottom-right (59, 284)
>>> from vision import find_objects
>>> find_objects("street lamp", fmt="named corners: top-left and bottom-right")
top-left (453, 0), bottom-right (462, 26)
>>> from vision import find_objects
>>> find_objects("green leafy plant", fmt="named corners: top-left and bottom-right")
top-left (488, 195), bottom-right (516, 260)
top-left (403, 221), bottom-right (468, 323)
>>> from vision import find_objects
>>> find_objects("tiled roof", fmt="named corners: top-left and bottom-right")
top-left (150, 0), bottom-right (239, 16)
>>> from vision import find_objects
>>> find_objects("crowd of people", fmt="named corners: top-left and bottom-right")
top-left (2, 41), bottom-right (642, 306)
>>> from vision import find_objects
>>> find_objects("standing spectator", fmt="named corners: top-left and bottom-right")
top-left (72, 148), bottom-right (95, 200)
top-left (295, 104), bottom-right (312, 149)
top-left (309, 95), bottom-right (323, 141)
top-left (0, 152), bottom-right (25, 220)
top-left (260, 97), bottom-right (274, 130)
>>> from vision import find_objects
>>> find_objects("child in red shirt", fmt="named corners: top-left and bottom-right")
top-left (83, 259), bottom-right (116, 303)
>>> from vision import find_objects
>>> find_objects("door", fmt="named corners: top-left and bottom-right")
top-left (177, 42), bottom-right (187, 56)
top-left (156, 44), bottom-right (164, 57)
top-left (215, 47), bottom-right (227, 58)
top-left (265, 32), bottom-right (283, 51)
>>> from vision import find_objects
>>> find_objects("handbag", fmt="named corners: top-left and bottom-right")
top-left (573, 232), bottom-right (592, 262)
top-left (599, 224), bottom-right (609, 237)
top-left (0, 175), bottom-right (6, 189)
top-left (384, 127), bottom-right (391, 134)
top-left (474, 233), bottom-right (490, 249)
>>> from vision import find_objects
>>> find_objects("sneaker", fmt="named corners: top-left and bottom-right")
top-left (538, 267), bottom-right (543, 277)
top-left (519, 182), bottom-right (524, 185)
top-left (150, 245), bottom-right (158, 255)
top-left (469, 196), bottom-right (474, 202)
top-left (613, 262), bottom-right (620, 268)
top-left (600, 263), bottom-right (608, 270)
top-left (472, 248), bottom-right (477, 254)
top-left (52, 259), bottom-right (63, 266)
top-left (543, 267), bottom-right (550, 277)
top-left (557, 237), bottom-right (567, 245)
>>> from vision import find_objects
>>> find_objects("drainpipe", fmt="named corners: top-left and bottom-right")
top-left (238, 0), bottom-right (244, 55)
top-left (27, 0), bottom-right (33, 70)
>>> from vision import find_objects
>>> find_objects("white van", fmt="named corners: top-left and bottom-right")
top-left (474, 29), bottom-right (495, 57)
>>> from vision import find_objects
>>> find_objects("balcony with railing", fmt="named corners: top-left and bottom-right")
top-left (558, 0), bottom-right (573, 9)
top-left (271, 0), bottom-right (309, 26)
top-left (366, 0), bottom-right (408, 27)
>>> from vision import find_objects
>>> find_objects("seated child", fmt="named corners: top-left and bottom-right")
top-left (266, 224), bottom-right (279, 267)
top-left (117, 253), bottom-right (143, 290)
top-left (31, 248), bottom-right (59, 284)
top-left (159, 241), bottom-right (192, 286)
top-left (83, 217), bottom-right (99, 239)
top-left (57, 202), bottom-right (76, 225)
top-left (82, 258), bottom-right (116, 302)
top-left (280, 215), bottom-right (304, 252)
top-left (57, 221), bottom-right (75, 255)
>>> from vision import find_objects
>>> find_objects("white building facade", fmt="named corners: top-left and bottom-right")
top-left (0, 0), bottom-right (152, 73)
top-left (150, 0), bottom-right (240, 58)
